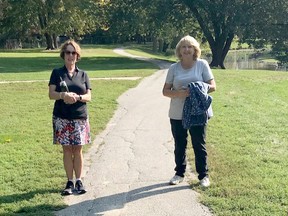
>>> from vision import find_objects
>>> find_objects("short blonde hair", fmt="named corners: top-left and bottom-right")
top-left (60, 39), bottom-right (81, 61)
top-left (175, 35), bottom-right (201, 60)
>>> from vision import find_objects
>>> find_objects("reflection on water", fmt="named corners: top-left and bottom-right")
top-left (205, 50), bottom-right (287, 71)
top-left (224, 59), bottom-right (287, 71)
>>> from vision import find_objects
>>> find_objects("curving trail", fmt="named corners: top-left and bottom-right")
top-left (54, 48), bottom-right (213, 216)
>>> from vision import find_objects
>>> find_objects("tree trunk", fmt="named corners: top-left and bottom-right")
top-left (210, 47), bottom-right (225, 69)
top-left (158, 38), bottom-right (163, 52)
top-left (182, 1), bottom-right (236, 69)
top-left (152, 36), bottom-right (157, 52)
top-left (208, 33), bottom-right (234, 69)
top-left (52, 33), bottom-right (58, 49)
top-left (45, 33), bottom-right (55, 50)
top-left (163, 41), bottom-right (169, 52)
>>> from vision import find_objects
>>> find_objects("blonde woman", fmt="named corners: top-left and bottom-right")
top-left (162, 35), bottom-right (216, 187)
top-left (48, 40), bottom-right (91, 195)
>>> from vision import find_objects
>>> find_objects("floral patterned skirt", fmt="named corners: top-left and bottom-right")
top-left (52, 115), bottom-right (91, 145)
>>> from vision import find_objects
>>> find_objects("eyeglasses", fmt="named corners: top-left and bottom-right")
top-left (65, 51), bottom-right (77, 55)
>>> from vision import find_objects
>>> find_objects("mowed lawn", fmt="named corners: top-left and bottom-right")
top-left (126, 46), bottom-right (288, 215)
top-left (0, 46), bottom-right (158, 216)
top-left (187, 68), bottom-right (288, 215)
top-left (0, 45), bottom-right (288, 215)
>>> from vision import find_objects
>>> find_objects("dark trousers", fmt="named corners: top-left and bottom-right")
top-left (170, 119), bottom-right (208, 180)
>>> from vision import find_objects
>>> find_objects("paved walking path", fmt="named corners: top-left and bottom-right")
top-left (55, 48), bottom-right (213, 216)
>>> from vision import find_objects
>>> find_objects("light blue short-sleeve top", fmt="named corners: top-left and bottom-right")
top-left (165, 59), bottom-right (214, 120)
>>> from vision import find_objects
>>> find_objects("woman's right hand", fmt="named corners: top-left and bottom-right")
top-left (63, 92), bottom-right (78, 104)
top-left (177, 89), bottom-right (189, 98)
top-left (163, 83), bottom-right (189, 98)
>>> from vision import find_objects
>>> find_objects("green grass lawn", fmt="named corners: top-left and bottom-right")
top-left (187, 69), bottom-right (288, 215)
top-left (0, 46), bottom-right (158, 215)
top-left (0, 45), bottom-right (288, 215)
top-left (125, 44), bottom-right (288, 215)
top-left (0, 46), bottom-right (157, 81)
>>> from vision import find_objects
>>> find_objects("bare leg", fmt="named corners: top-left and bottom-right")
top-left (73, 145), bottom-right (83, 179)
top-left (63, 145), bottom-right (74, 180)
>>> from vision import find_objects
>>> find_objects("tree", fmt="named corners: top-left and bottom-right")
top-left (180, 0), bottom-right (280, 69)
top-left (145, 0), bottom-right (201, 52)
top-left (103, 0), bottom-right (201, 52)
top-left (0, 0), bottom-right (36, 47)
top-left (180, 0), bottom-right (287, 69)
top-left (181, 0), bottom-right (236, 68)
top-left (238, 0), bottom-right (288, 64)
top-left (34, 0), bottom-right (101, 49)
top-left (0, 0), bottom-right (101, 49)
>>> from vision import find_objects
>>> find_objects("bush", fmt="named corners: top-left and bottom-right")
top-left (270, 41), bottom-right (288, 64)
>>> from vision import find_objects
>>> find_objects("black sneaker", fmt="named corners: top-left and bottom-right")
top-left (61, 180), bottom-right (74, 196)
top-left (75, 180), bottom-right (87, 194)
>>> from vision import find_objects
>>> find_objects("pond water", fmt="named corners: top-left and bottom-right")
top-left (205, 50), bottom-right (287, 71)
top-left (224, 59), bottom-right (286, 71)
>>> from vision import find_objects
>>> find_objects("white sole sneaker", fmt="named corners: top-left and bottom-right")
top-left (200, 176), bottom-right (210, 187)
top-left (169, 175), bottom-right (184, 185)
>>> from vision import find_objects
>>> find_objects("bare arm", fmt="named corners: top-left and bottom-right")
top-left (162, 83), bottom-right (189, 98)
top-left (162, 79), bottom-right (216, 98)
top-left (48, 85), bottom-right (91, 104)
top-left (49, 84), bottom-right (63, 100)
top-left (206, 79), bottom-right (216, 93)
top-left (77, 89), bottom-right (91, 102)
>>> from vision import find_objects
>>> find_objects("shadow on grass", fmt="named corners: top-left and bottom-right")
top-left (0, 56), bottom-right (157, 74)
top-left (0, 188), bottom-right (59, 204)
top-left (55, 182), bottom-right (192, 215)
top-left (0, 189), bottom-right (67, 216)
top-left (0, 204), bottom-right (67, 216)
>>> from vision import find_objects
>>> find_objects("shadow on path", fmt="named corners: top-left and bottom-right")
top-left (56, 182), bottom-right (192, 215)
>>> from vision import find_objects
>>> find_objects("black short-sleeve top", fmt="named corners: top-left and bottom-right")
top-left (48, 66), bottom-right (91, 120)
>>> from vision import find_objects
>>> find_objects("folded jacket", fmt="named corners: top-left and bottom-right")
top-left (182, 81), bottom-right (212, 128)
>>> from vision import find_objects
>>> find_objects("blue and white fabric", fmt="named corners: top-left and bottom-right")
top-left (182, 82), bottom-right (212, 128)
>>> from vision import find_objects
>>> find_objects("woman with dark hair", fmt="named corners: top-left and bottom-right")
top-left (48, 40), bottom-right (91, 195)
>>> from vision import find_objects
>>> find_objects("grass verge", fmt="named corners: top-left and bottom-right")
top-left (0, 46), bottom-right (157, 215)
top-left (1, 44), bottom-right (288, 215)
top-left (114, 44), bottom-right (288, 215)
top-left (187, 69), bottom-right (288, 215)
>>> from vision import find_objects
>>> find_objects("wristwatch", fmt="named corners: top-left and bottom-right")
top-left (79, 95), bottom-right (82, 101)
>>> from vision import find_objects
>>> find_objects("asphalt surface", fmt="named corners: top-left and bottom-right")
top-left (55, 49), bottom-right (213, 216)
